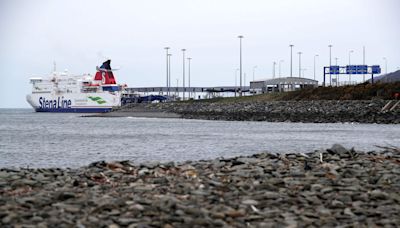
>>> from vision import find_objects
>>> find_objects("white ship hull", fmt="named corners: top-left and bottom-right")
top-left (27, 60), bottom-right (125, 113)
top-left (26, 92), bottom-right (121, 113)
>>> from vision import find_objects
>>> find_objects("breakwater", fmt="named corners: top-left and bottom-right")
top-left (144, 100), bottom-right (399, 124)
top-left (1, 145), bottom-right (399, 227)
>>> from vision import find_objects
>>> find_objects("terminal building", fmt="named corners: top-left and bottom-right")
top-left (250, 77), bottom-right (318, 94)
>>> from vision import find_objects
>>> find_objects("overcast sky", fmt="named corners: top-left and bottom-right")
top-left (0, 0), bottom-right (399, 108)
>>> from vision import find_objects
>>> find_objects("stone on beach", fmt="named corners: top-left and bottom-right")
top-left (1, 146), bottom-right (400, 227)
top-left (134, 100), bottom-right (400, 124)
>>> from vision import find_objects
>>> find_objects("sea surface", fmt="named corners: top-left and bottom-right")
top-left (1, 108), bottom-right (399, 168)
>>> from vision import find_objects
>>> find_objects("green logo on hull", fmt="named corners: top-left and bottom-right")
top-left (88, 96), bottom-right (107, 104)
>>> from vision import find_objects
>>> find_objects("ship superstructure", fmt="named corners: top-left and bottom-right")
top-left (26, 60), bottom-right (124, 113)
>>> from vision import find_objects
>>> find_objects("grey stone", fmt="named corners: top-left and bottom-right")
top-left (241, 199), bottom-right (259, 205)
top-left (370, 189), bottom-right (389, 199)
top-left (327, 144), bottom-right (348, 154)
top-left (331, 200), bottom-right (345, 208)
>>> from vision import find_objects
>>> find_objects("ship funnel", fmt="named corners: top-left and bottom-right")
top-left (94, 60), bottom-right (117, 84)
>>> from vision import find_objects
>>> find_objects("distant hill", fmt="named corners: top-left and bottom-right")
top-left (369, 70), bottom-right (400, 83)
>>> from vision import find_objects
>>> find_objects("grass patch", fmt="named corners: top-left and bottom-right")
top-left (181, 82), bottom-right (400, 103)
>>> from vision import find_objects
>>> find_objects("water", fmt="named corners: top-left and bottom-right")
top-left (0, 109), bottom-right (399, 168)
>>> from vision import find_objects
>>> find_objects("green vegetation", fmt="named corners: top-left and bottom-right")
top-left (184, 82), bottom-right (400, 103)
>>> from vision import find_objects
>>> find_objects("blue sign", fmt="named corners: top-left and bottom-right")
top-left (356, 65), bottom-right (368, 74)
top-left (326, 65), bottom-right (380, 75)
top-left (372, 65), bottom-right (381, 74)
top-left (346, 65), bottom-right (355, 74)
top-left (329, 66), bottom-right (339, 74)
top-left (346, 65), bottom-right (370, 74)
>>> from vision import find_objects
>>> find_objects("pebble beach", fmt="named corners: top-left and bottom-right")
top-left (1, 144), bottom-right (399, 227)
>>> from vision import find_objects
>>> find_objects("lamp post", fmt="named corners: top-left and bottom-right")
top-left (164, 47), bottom-right (170, 95)
top-left (168, 54), bottom-right (172, 94)
top-left (273, 62), bottom-right (276, 78)
top-left (313, 54), bottom-right (319, 80)
top-left (176, 78), bottom-right (179, 97)
top-left (187, 57), bottom-right (192, 99)
top-left (279, 60), bottom-right (284, 78)
top-left (348, 50), bottom-right (354, 84)
top-left (235, 68), bottom-right (239, 97)
top-left (335, 57), bottom-right (339, 86)
top-left (328, 44), bottom-right (332, 86)
top-left (298, 52), bottom-right (302, 78)
top-left (238, 35), bottom-right (244, 96)
top-left (383, 57), bottom-right (387, 74)
top-left (289, 44), bottom-right (294, 77)
top-left (363, 46), bottom-right (366, 82)
top-left (181, 49), bottom-right (186, 100)
top-left (244, 73), bottom-right (246, 91)
top-left (252, 66), bottom-right (257, 81)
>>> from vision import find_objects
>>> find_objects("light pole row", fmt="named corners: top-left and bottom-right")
top-left (298, 52), bottom-right (302, 78)
top-left (252, 66), bottom-right (257, 81)
top-left (181, 49), bottom-right (186, 100)
top-left (289, 44), bottom-right (294, 77)
top-left (348, 50), bottom-right (354, 84)
top-left (168, 40), bottom-right (387, 99)
top-left (238, 35), bottom-right (244, 96)
top-left (313, 54), bottom-right (319, 81)
top-left (187, 57), bottom-right (192, 99)
top-left (164, 47), bottom-right (170, 95)
top-left (164, 47), bottom-right (192, 100)
top-left (289, 44), bottom-right (306, 79)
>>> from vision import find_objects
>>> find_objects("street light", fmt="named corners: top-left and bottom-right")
top-left (298, 52), bottom-right (302, 78)
top-left (348, 50), bottom-right (354, 84)
top-left (279, 60), bottom-right (284, 78)
top-left (238, 35), bottom-right (244, 96)
top-left (164, 47), bottom-right (170, 95)
top-left (272, 62), bottom-right (277, 78)
top-left (176, 78), bottom-right (179, 97)
top-left (244, 73), bottom-right (246, 90)
top-left (328, 45), bottom-right (333, 86)
top-left (187, 57), bottom-right (192, 99)
top-left (168, 54), bottom-right (172, 94)
top-left (289, 44), bottom-right (294, 77)
top-left (252, 66), bottom-right (257, 81)
top-left (383, 57), bottom-right (387, 74)
top-left (313, 54), bottom-right (319, 80)
top-left (335, 57), bottom-right (339, 86)
top-left (181, 49), bottom-right (186, 100)
top-left (235, 68), bottom-right (239, 97)
top-left (363, 46), bottom-right (366, 82)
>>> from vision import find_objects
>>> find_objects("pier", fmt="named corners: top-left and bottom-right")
top-left (125, 86), bottom-right (250, 93)
top-left (123, 86), bottom-right (251, 102)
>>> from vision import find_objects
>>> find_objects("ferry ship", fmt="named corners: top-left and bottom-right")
top-left (26, 60), bottom-right (124, 113)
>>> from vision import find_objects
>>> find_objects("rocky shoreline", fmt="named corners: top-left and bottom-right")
top-left (103, 100), bottom-right (400, 124)
top-left (1, 145), bottom-right (400, 227)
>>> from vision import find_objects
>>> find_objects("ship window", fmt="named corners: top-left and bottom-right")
top-left (30, 79), bottom-right (42, 84)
